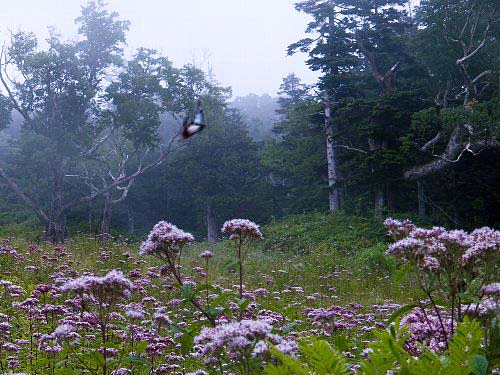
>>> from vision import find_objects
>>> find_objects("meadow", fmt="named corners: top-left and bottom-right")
top-left (0, 213), bottom-right (497, 374)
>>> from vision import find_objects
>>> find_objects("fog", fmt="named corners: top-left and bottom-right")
top-left (0, 0), bottom-right (319, 97)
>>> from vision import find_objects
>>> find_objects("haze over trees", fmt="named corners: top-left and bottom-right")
top-left (0, 0), bottom-right (498, 243)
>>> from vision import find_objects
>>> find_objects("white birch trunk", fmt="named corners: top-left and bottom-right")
top-left (324, 94), bottom-right (340, 211)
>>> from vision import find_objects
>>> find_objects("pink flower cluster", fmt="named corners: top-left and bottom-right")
top-left (384, 218), bottom-right (499, 270)
top-left (194, 319), bottom-right (296, 366)
top-left (384, 218), bottom-right (416, 240)
top-left (481, 282), bottom-right (500, 296)
top-left (140, 221), bottom-right (194, 256)
top-left (304, 302), bottom-right (397, 336)
top-left (199, 250), bottom-right (214, 259)
top-left (38, 323), bottom-right (81, 351)
top-left (221, 219), bottom-right (264, 240)
top-left (61, 269), bottom-right (133, 301)
top-left (401, 308), bottom-right (453, 355)
top-left (463, 227), bottom-right (500, 263)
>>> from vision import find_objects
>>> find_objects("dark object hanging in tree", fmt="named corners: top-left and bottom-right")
top-left (181, 100), bottom-right (205, 139)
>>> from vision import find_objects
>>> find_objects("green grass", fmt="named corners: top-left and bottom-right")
top-left (184, 211), bottom-right (412, 310)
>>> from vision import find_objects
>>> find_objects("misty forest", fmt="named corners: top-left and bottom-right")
top-left (0, 0), bottom-right (498, 374)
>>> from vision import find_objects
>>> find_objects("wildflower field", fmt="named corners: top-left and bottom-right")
top-left (0, 213), bottom-right (497, 374)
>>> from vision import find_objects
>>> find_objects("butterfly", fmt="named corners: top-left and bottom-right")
top-left (181, 100), bottom-right (205, 139)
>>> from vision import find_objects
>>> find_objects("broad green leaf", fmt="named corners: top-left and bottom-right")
top-left (282, 322), bottom-right (301, 335)
top-left (470, 355), bottom-right (488, 375)
top-left (124, 355), bottom-right (150, 366)
top-left (333, 334), bottom-right (349, 352)
top-left (180, 332), bottom-right (194, 355)
top-left (236, 297), bottom-right (250, 310)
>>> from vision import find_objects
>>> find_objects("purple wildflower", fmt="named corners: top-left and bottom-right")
top-left (61, 270), bottom-right (133, 301)
top-left (221, 219), bottom-right (264, 240)
top-left (481, 283), bottom-right (500, 296)
top-left (140, 221), bottom-right (194, 256)
top-left (194, 319), bottom-right (295, 366)
top-left (200, 250), bottom-right (214, 259)
top-left (401, 308), bottom-right (453, 355)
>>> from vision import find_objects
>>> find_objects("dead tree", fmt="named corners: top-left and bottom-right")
top-left (405, 3), bottom-right (498, 181)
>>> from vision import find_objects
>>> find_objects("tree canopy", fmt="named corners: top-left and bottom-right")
top-left (0, 0), bottom-right (498, 241)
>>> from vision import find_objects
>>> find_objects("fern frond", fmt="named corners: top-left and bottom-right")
top-left (299, 339), bottom-right (350, 375)
top-left (447, 317), bottom-right (485, 375)
top-left (264, 338), bottom-right (350, 375)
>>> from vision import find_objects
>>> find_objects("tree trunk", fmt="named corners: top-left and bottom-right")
top-left (207, 205), bottom-right (218, 244)
top-left (417, 180), bottom-right (426, 218)
top-left (451, 168), bottom-right (460, 226)
top-left (368, 138), bottom-right (387, 220)
top-left (100, 194), bottom-right (112, 236)
top-left (387, 184), bottom-right (396, 213)
top-left (324, 94), bottom-right (340, 211)
top-left (48, 159), bottom-right (65, 243)
top-left (127, 204), bottom-right (135, 234)
top-left (47, 214), bottom-right (65, 243)
top-left (373, 184), bottom-right (385, 220)
top-left (88, 207), bottom-right (93, 234)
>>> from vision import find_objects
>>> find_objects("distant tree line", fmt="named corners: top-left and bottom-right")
top-left (0, 0), bottom-right (498, 243)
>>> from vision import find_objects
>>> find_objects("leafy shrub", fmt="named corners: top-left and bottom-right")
top-left (260, 212), bottom-right (386, 255)
top-left (358, 242), bottom-right (399, 274)
top-left (265, 318), bottom-right (491, 375)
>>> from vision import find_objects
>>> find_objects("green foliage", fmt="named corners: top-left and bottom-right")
top-left (0, 94), bottom-right (11, 130)
top-left (259, 211), bottom-right (385, 256)
top-left (359, 242), bottom-right (399, 274)
top-left (359, 317), bottom-right (488, 375)
top-left (265, 339), bottom-right (350, 375)
top-left (359, 321), bottom-right (413, 374)
top-left (446, 318), bottom-right (486, 375)
top-left (105, 48), bottom-right (173, 148)
top-left (266, 319), bottom-right (490, 374)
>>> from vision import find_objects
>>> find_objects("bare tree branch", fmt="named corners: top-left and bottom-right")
top-left (455, 17), bottom-right (490, 66)
top-left (110, 177), bottom-right (134, 204)
top-left (0, 47), bottom-right (30, 121)
top-left (331, 144), bottom-right (368, 154)
top-left (431, 142), bottom-right (479, 163)
top-left (421, 132), bottom-right (442, 153)
top-left (446, 6), bottom-right (496, 103)
top-left (81, 131), bottom-right (113, 157)
top-left (472, 69), bottom-right (492, 84)
top-left (62, 133), bottom-right (181, 211)
top-left (459, 0), bottom-right (477, 41)
top-left (355, 31), bottom-right (399, 95)
top-left (0, 166), bottom-right (49, 223)
top-left (405, 125), bottom-right (466, 180)
top-left (405, 124), bottom-right (498, 180)
top-left (355, 31), bottom-right (384, 83)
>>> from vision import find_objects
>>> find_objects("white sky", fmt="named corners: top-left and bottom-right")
top-left (0, 0), bottom-right (320, 97)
